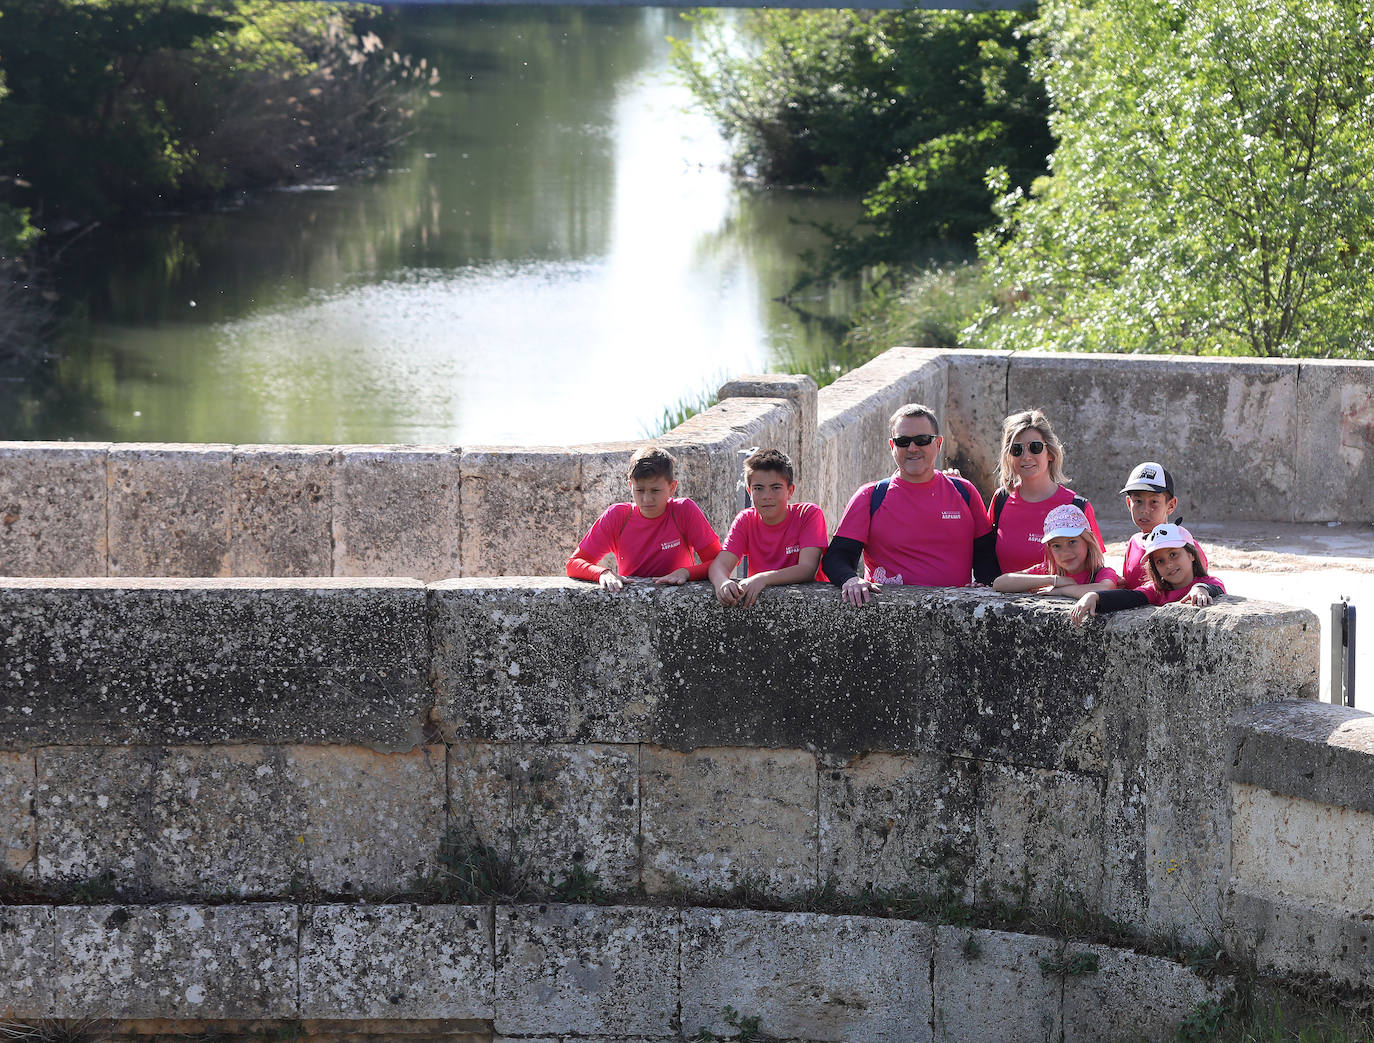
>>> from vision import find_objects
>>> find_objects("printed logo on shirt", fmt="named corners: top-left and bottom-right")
top-left (941, 510), bottom-right (963, 521)
top-left (660, 538), bottom-right (682, 551)
top-left (872, 566), bottom-right (905, 585)
top-left (786, 544), bottom-right (801, 555)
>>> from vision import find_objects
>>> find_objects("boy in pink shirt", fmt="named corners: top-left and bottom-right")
top-left (1118, 461), bottom-right (1208, 587)
top-left (566, 446), bottom-right (721, 591)
top-left (709, 448), bottom-right (827, 607)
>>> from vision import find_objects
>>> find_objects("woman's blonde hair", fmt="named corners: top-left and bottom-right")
top-left (997, 409), bottom-right (1068, 492)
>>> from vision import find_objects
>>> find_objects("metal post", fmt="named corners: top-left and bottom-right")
top-left (1330, 598), bottom-right (1356, 708)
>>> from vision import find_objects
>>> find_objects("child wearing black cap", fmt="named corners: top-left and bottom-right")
top-left (1117, 461), bottom-right (1208, 588)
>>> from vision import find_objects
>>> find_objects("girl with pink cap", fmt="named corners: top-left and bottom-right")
top-left (1070, 523), bottom-right (1225, 625)
top-left (993, 503), bottom-right (1120, 598)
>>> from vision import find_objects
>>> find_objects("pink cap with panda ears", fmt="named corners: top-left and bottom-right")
top-left (1144, 523), bottom-right (1195, 552)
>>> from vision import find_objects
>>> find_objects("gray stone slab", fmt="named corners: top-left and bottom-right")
top-left (1293, 359), bottom-right (1374, 522)
top-left (681, 908), bottom-right (935, 1043)
top-left (0, 442), bottom-right (109, 578)
top-left (300, 904), bottom-right (494, 1018)
top-left (494, 904), bottom-right (679, 1036)
top-left (974, 763), bottom-right (1104, 911)
top-left (1130, 599), bottom-right (1319, 938)
top-left (941, 351), bottom-right (1010, 495)
top-left (570, 443), bottom-right (639, 552)
top-left (460, 448), bottom-right (581, 578)
top-left (50, 904), bottom-right (297, 1018)
top-left (1230, 699), bottom-right (1374, 813)
top-left (333, 446), bottom-right (461, 581)
top-left (108, 443), bottom-right (234, 577)
top-left (642, 745), bottom-right (817, 896)
top-left (448, 742), bottom-right (639, 894)
top-left (36, 744), bottom-right (444, 898)
top-left (718, 374), bottom-right (818, 503)
top-left (815, 347), bottom-right (948, 529)
top-left (1, 751), bottom-right (34, 874)
top-left (229, 445), bottom-right (334, 577)
top-left (429, 579), bottom-right (663, 744)
top-left (817, 751), bottom-right (978, 897)
top-left (1230, 783), bottom-right (1374, 915)
top-left (0, 578), bottom-right (431, 749)
top-left (0, 905), bottom-right (53, 1018)
top-left (932, 925), bottom-right (1061, 1043)
top-left (1229, 887), bottom-right (1374, 989)
top-left (1006, 354), bottom-right (1300, 522)
top-left (660, 399), bottom-right (796, 536)
top-left (1059, 945), bottom-right (1221, 1043)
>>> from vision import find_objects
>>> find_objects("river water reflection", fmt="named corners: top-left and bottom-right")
top-left (8, 6), bottom-right (861, 445)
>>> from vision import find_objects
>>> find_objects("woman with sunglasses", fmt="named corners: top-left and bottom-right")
top-left (989, 409), bottom-right (1105, 573)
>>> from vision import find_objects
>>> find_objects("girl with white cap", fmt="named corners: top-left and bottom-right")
top-left (1069, 523), bottom-right (1224, 625)
top-left (993, 503), bottom-right (1120, 598)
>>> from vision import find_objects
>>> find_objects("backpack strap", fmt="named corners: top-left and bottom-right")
top-left (873, 474), bottom-right (974, 515)
top-left (868, 478), bottom-right (891, 517)
top-left (992, 487), bottom-right (1009, 528)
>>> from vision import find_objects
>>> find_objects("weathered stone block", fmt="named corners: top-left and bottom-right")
top-left (36, 745), bottom-right (443, 898)
top-left (571, 443), bottom-right (638, 554)
top-left (1006, 354), bottom-right (1299, 520)
top-left (0, 905), bottom-right (52, 1018)
top-left (108, 443), bottom-right (233, 577)
top-left (1229, 888), bottom-right (1374, 989)
top-left (50, 904), bottom-right (297, 1018)
top-left (429, 579), bottom-right (663, 743)
top-left (818, 751), bottom-right (977, 896)
top-left (300, 904), bottom-right (494, 1018)
top-left (1059, 945), bottom-right (1222, 1043)
top-left (459, 448), bottom-right (580, 578)
top-left (1230, 700), bottom-right (1374, 813)
top-left (1, 751), bottom-right (34, 873)
top-left (681, 908), bottom-right (935, 1043)
top-left (448, 741), bottom-right (639, 892)
top-left (0, 442), bottom-right (109, 577)
top-left (229, 445), bottom-right (334, 577)
top-left (0, 578), bottom-right (431, 749)
top-left (333, 446), bottom-right (461, 581)
top-left (641, 746), bottom-right (817, 896)
top-left (1293, 360), bottom-right (1374, 522)
top-left (941, 351), bottom-right (1010, 495)
top-left (1231, 784), bottom-right (1374, 914)
top-left (660, 399), bottom-right (796, 535)
top-left (815, 346), bottom-right (947, 526)
top-left (494, 904), bottom-right (679, 1036)
top-left (717, 374), bottom-right (818, 502)
top-left (932, 926), bottom-right (1060, 1043)
top-left (974, 763), bottom-right (1104, 910)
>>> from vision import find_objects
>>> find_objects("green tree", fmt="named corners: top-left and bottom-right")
top-left (672, 9), bottom-right (1050, 282)
top-left (977, 0), bottom-right (1374, 358)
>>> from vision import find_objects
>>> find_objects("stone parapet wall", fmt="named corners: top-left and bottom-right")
top-left (5, 349), bottom-right (1372, 579)
top-left (1227, 700), bottom-right (1374, 990)
top-left (2, 579), bottom-right (1318, 939)
top-left (0, 901), bottom-right (1222, 1039)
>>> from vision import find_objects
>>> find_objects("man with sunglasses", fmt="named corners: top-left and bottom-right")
top-left (823, 404), bottom-right (998, 605)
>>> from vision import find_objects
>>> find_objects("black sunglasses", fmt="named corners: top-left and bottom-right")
top-left (892, 433), bottom-right (937, 448)
top-left (1009, 440), bottom-right (1046, 457)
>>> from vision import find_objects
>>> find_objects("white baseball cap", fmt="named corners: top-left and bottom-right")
top-left (1041, 503), bottom-right (1092, 542)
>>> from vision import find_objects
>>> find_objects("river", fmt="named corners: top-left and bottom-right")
top-left (2, 6), bottom-right (862, 446)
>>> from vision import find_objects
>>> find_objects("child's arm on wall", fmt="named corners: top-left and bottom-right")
top-left (1070, 588), bottom-right (1149, 625)
top-left (734, 546), bottom-right (823, 607)
top-left (567, 552), bottom-right (623, 591)
top-left (1042, 576), bottom-right (1118, 599)
top-left (993, 571), bottom-right (1054, 593)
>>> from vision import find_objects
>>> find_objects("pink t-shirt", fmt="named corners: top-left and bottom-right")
top-left (1122, 532), bottom-right (1211, 589)
top-left (575, 498), bottom-right (718, 578)
top-left (834, 472), bottom-right (992, 587)
top-left (1142, 574), bottom-right (1225, 606)
top-left (1026, 562), bottom-right (1122, 587)
top-left (723, 502), bottom-right (827, 576)
top-left (992, 486), bottom-right (1105, 573)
